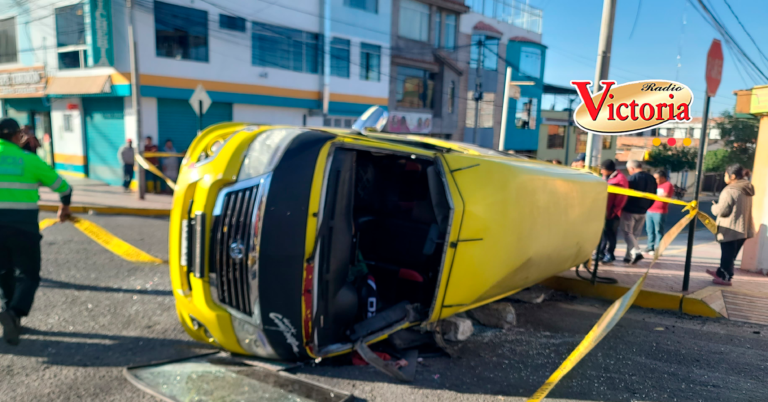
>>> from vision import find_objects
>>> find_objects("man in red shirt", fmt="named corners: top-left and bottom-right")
top-left (599, 159), bottom-right (628, 263)
top-left (645, 169), bottom-right (674, 253)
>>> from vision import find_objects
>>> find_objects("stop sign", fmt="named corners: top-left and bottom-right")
top-left (706, 39), bottom-right (724, 97)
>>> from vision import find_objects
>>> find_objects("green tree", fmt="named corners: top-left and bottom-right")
top-left (703, 148), bottom-right (730, 172)
top-left (716, 111), bottom-right (759, 169)
top-left (646, 144), bottom-right (697, 172)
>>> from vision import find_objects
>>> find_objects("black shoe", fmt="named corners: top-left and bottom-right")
top-left (623, 257), bottom-right (631, 264)
top-left (0, 309), bottom-right (21, 346)
top-left (630, 253), bottom-right (644, 265)
top-left (602, 255), bottom-right (615, 264)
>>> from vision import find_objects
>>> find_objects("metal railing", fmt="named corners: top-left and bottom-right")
top-left (465, 0), bottom-right (543, 34)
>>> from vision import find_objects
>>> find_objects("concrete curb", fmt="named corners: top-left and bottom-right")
top-left (541, 276), bottom-right (723, 318)
top-left (40, 204), bottom-right (170, 217)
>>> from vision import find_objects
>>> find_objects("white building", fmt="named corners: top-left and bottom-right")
top-left (0, 0), bottom-right (390, 185)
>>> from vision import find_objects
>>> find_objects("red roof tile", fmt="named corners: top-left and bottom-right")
top-left (472, 21), bottom-right (503, 35)
top-left (508, 36), bottom-right (541, 44)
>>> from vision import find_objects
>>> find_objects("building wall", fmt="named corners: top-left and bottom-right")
top-left (50, 98), bottom-right (87, 176)
top-left (130, 0), bottom-right (390, 115)
top-left (388, 0), bottom-right (468, 137)
top-left (502, 40), bottom-right (545, 151)
top-left (459, 11), bottom-right (542, 149)
top-left (537, 110), bottom-right (617, 164)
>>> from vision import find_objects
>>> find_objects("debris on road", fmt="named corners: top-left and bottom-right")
top-left (507, 285), bottom-right (553, 304)
top-left (467, 302), bottom-right (517, 329)
top-left (440, 316), bottom-right (474, 341)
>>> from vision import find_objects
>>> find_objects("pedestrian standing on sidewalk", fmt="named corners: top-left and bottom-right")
top-left (599, 159), bottom-right (628, 264)
top-left (0, 117), bottom-right (72, 345)
top-left (620, 160), bottom-right (657, 264)
top-left (644, 169), bottom-right (674, 254)
top-left (160, 139), bottom-right (180, 194)
top-left (571, 153), bottom-right (586, 169)
top-left (117, 139), bottom-right (135, 192)
top-left (707, 164), bottom-right (755, 286)
top-left (143, 136), bottom-right (160, 194)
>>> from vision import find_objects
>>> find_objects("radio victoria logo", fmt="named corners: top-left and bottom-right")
top-left (570, 80), bottom-right (693, 135)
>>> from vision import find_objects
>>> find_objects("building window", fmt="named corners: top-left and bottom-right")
top-left (575, 128), bottom-right (588, 153)
top-left (0, 17), bottom-right (17, 64)
top-left (515, 97), bottom-right (537, 129)
top-left (220, 14), bottom-right (246, 32)
top-left (448, 81), bottom-right (455, 114)
top-left (399, 0), bottom-right (430, 42)
top-left (63, 114), bottom-right (73, 132)
top-left (155, 1), bottom-right (208, 62)
top-left (55, 5), bottom-right (87, 69)
top-left (465, 92), bottom-right (494, 128)
top-left (324, 116), bottom-right (355, 128)
top-left (520, 47), bottom-right (541, 79)
top-left (547, 125), bottom-right (565, 149)
top-left (470, 35), bottom-right (499, 71)
top-left (434, 13), bottom-right (441, 49)
top-left (344, 0), bottom-right (377, 13)
top-left (331, 38), bottom-right (350, 78)
top-left (602, 135), bottom-right (612, 149)
top-left (360, 43), bottom-right (381, 81)
top-left (252, 22), bottom-right (320, 74)
top-left (444, 14), bottom-right (456, 51)
top-left (396, 66), bottom-right (435, 109)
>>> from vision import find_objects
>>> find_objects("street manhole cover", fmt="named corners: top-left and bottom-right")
top-left (124, 353), bottom-right (352, 402)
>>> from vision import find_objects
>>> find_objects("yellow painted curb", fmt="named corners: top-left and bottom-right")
top-left (542, 276), bottom-right (730, 319)
top-left (541, 276), bottom-right (682, 311)
top-left (681, 297), bottom-right (723, 318)
top-left (39, 204), bottom-right (170, 216)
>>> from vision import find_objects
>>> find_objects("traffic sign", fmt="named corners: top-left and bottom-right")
top-left (705, 39), bottom-right (723, 97)
top-left (189, 84), bottom-right (212, 117)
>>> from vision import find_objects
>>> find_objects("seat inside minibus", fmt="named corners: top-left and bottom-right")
top-left (315, 148), bottom-right (450, 348)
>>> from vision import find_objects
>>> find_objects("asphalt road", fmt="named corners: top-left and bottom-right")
top-left (2, 213), bottom-right (765, 402)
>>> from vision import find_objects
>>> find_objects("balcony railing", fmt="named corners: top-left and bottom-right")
top-left (465, 0), bottom-right (543, 34)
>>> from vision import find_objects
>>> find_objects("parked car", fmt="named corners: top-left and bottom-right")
top-left (169, 107), bottom-right (607, 362)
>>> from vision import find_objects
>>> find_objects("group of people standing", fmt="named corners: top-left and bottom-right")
top-left (593, 158), bottom-right (754, 286)
top-left (117, 136), bottom-right (180, 193)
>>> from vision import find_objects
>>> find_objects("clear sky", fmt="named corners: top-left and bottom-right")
top-left (531, 0), bottom-right (768, 117)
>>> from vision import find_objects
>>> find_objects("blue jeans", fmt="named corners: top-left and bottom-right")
top-left (645, 212), bottom-right (666, 251)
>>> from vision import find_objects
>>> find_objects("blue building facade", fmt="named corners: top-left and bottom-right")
top-left (502, 38), bottom-right (546, 152)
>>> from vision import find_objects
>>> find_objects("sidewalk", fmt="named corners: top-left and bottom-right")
top-left (39, 176), bottom-right (172, 215)
top-left (543, 229), bottom-right (768, 325)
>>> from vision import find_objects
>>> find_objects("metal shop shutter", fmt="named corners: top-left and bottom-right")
top-left (157, 99), bottom-right (233, 152)
top-left (84, 97), bottom-right (125, 186)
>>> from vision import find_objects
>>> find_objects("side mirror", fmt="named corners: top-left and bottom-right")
top-left (351, 106), bottom-right (389, 134)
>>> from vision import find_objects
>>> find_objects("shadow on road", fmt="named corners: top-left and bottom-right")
top-left (0, 328), bottom-right (217, 367)
top-left (39, 278), bottom-right (172, 297)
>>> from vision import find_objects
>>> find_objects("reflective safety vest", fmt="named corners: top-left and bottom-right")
top-left (0, 138), bottom-right (71, 232)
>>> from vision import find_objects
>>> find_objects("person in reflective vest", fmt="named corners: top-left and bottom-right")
top-left (0, 117), bottom-right (72, 345)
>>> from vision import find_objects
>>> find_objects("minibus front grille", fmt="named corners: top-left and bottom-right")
top-left (211, 184), bottom-right (259, 316)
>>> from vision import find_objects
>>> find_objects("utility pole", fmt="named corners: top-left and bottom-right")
top-left (127, 0), bottom-right (144, 200)
top-left (564, 96), bottom-right (576, 165)
top-left (498, 66), bottom-right (513, 151)
top-left (473, 38), bottom-right (483, 145)
top-left (585, 0), bottom-right (616, 169)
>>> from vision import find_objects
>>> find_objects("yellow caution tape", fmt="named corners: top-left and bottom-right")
top-left (39, 217), bottom-right (163, 264)
top-left (142, 152), bottom-right (185, 158)
top-left (39, 218), bottom-right (60, 231)
top-left (529, 185), bottom-right (716, 401)
top-left (607, 185), bottom-right (716, 235)
top-left (135, 154), bottom-right (177, 191)
top-left (607, 185), bottom-right (689, 207)
top-left (528, 205), bottom-right (694, 402)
